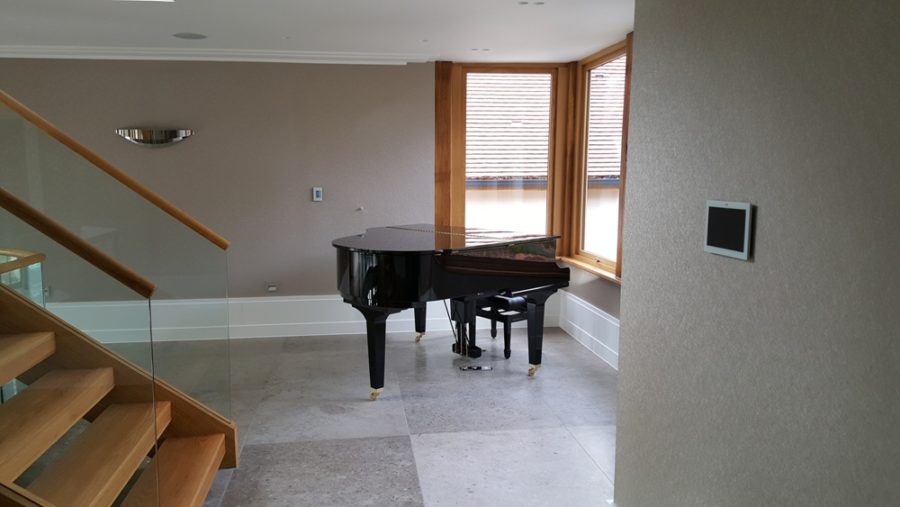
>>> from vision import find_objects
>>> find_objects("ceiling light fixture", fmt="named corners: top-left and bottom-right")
top-left (173, 32), bottom-right (207, 40)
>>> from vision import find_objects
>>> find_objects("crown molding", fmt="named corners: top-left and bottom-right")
top-left (0, 45), bottom-right (434, 65)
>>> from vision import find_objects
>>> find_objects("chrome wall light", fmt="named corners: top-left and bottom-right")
top-left (114, 128), bottom-right (194, 147)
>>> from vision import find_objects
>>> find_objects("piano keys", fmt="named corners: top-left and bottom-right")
top-left (333, 224), bottom-right (570, 400)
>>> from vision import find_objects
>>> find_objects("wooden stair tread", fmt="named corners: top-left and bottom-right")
top-left (0, 368), bottom-right (114, 482)
top-left (0, 332), bottom-right (55, 386)
top-left (28, 402), bottom-right (172, 507)
top-left (121, 434), bottom-right (226, 507)
top-left (0, 482), bottom-right (52, 507)
top-left (0, 284), bottom-right (239, 469)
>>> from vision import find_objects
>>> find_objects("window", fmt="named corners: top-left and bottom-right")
top-left (434, 63), bottom-right (567, 237)
top-left (435, 36), bottom-right (631, 283)
top-left (465, 72), bottom-right (553, 234)
top-left (570, 40), bottom-right (632, 279)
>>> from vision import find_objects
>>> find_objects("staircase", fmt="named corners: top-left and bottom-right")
top-left (0, 267), bottom-right (236, 506)
top-left (0, 89), bottom-right (237, 506)
top-left (0, 279), bottom-right (235, 506)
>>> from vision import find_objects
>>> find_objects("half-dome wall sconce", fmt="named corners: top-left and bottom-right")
top-left (114, 128), bottom-right (194, 147)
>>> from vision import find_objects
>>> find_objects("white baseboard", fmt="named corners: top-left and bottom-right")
top-left (559, 291), bottom-right (619, 370)
top-left (47, 292), bottom-right (618, 370)
top-left (46, 293), bottom-right (561, 344)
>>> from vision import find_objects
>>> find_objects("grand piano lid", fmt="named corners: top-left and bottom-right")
top-left (332, 224), bottom-right (559, 254)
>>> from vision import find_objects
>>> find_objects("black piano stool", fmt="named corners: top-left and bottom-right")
top-left (476, 294), bottom-right (528, 359)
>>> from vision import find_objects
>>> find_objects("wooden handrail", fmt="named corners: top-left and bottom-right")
top-left (0, 187), bottom-right (156, 298)
top-left (0, 250), bottom-right (47, 275)
top-left (0, 89), bottom-right (229, 251)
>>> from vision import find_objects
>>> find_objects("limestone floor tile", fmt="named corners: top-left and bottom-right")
top-left (568, 424), bottom-right (617, 483)
top-left (245, 380), bottom-right (409, 445)
top-left (267, 347), bottom-right (372, 387)
top-left (534, 374), bottom-right (618, 427)
top-left (397, 327), bottom-right (613, 383)
top-left (390, 341), bottom-right (502, 385)
top-left (229, 337), bottom-right (288, 388)
top-left (221, 437), bottom-right (425, 507)
top-left (400, 379), bottom-right (563, 435)
top-left (411, 427), bottom-right (614, 507)
top-left (282, 334), bottom-right (370, 354)
top-left (152, 340), bottom-right (231, 394)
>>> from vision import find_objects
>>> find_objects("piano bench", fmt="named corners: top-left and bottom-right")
top-left (476, 295), bottom-right (528, 359)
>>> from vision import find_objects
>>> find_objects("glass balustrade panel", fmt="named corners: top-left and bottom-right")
top-left (0, 100), bottom-right (231, 419)
top-left (0, 207), bottom-right (160, 504)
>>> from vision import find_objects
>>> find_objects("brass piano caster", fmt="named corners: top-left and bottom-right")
top-left (415, 332), bottom-right (424, 343)
top-left (528, 364), bottom-right (541, 377)
top-left (369, 388), bottom-right (383, 401)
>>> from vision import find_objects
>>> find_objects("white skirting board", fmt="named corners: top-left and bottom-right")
top-left (46, 291), bottom-right (619, 370)
top-left (558, 291), bottom-right (620, 370)
top-left (45, 293), bottom-right (560, 343)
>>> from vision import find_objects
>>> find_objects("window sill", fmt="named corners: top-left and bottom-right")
top-left (559, 256), bottom-right (622, 286)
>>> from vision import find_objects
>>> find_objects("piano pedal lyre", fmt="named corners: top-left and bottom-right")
top-left (370, 388), bottom-right (383, 401)
top-left (415, 332), bottom-right (424, 343)
top-left (528, 364), bottom-right (541, 377)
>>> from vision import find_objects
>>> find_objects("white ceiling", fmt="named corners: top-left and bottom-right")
top-left (0, 0), bottom-right (634, 65)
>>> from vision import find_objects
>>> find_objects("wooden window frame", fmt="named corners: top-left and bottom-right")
top-left (435, 34), bottom-right (631, 285)
top-left (434, 63), bottom-right (572, 238)
top-left (560, 35), bottom-right (632, 284)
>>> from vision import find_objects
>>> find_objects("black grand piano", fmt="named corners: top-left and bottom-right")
top-left (333, 224), bottom-right (569, 400)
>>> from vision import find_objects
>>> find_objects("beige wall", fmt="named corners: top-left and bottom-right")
top-left (0, 59), bottom-right (434, 297)
top-left (617, 0), bottom-right (899, 505)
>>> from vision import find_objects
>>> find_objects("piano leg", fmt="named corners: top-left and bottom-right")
top-left (353, 305), bottom-right (401, 400)
top-left (414, 304), bottom-right (426, 343)
top-left (525, 289), bottom-right (555, 376)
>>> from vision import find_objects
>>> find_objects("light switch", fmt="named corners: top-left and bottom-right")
top-left (312, 187), bottom-right (323, 202)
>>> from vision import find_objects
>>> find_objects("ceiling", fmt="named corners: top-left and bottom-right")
top-left (0, 0), bottom-right (634, 65)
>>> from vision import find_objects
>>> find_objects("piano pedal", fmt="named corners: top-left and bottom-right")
top-left (450, 342), bottom-right (483, 358)
top-left (528, 364), bottom-right (541, 377)
top-left (415, 332), bottom-right (424, 343)
top-left (369, 388), bottom-right (383, 401)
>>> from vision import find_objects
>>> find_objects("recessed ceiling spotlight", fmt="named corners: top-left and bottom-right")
top-left (518, 1), bottom-right (529, 4)
top-left (481, 48), bottom-right (491, 51)
top-left (471, 48), bottom-right (479, 51)
top-left (173, 32), bottom-right (207, 40)
top-left (422, 39), bottom-right (429, 43)
top-left (535, 1), bottom-right (545, 4)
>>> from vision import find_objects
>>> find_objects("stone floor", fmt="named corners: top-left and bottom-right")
top-left (189, 328), bottom-right (617, 507)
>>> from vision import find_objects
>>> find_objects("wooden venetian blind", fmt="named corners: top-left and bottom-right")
top-left (465, 73), bottom-right (552, 181)
top-left (585, 55), bottom-right (627, 180)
